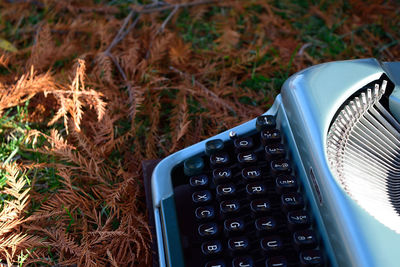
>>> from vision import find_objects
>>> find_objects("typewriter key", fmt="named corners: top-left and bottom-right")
top-left (205, 139), bottom-right (224, 156)
top-left (192, 190), bottom-right (212, 204)
top-left (260, 236), bottom-right (283, 252)
top-left (246, 182), bottom-right (267, 197)
top-left (255, 216), bottom-right (277, 233)
top-left (205, 259), bottom-right (226, 267)
top-left (201, 240), bottom-right (222, 256)
top-left (275, 175), bottom-right (298, 194)
top-left (228, 236), bottom-right (250, 253)
top-left (287, 210), bottom-right (310, 231)
top-left (299, 249), bottom-right (323, 266)
top-left (281, 192), bottom-right (304, 212)
top-left (237, 151), bottom-right (257, 165)
top-left (198, 222), bottom-right (219, 237)
top-left (184, 156), bottom-right (204, 176)
top-left (224, 218), bottom-right (245, 234)
top-left (266, 256), bottom-right (287, 267)
top-left (232, 256), bottom-right (254, 267)
top-left (234, 136), bottom-right (254, 151)
top-left (213, 168), bottom-right (233, 184)
top-left (195, 206), bottom-right (215, 220)
top-left (261, 129), bottom-right (281, 144)
top-left (242, 166), bottom-right (262, 181)
top-left (293, 230), bottom-right (317, 250)
top-left (216, 183), bottom-right (236, 200)
top-left (189, 174), bottom-right (209, 189)
top-left (210, 152), bottom-right (230, 167)
top-left (256, 115), bottom-right (276, 131)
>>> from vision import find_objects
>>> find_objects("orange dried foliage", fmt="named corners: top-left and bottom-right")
top-left (0, 0), bottom-right (398, 266)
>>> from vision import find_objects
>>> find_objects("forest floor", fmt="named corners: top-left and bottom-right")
top-left (0, 0), bottom-right (399, 266)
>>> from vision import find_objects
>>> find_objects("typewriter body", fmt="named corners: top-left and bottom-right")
top-left (150, 58), bottom-right (400, 267)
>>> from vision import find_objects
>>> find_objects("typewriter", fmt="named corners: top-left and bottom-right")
top-left (147, 58), bottom-right (400, 267)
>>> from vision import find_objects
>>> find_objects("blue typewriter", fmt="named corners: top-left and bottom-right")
top-left (148, 58), bottom-right (400, 267)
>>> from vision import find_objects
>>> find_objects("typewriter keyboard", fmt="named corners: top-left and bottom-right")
top-left (171, 115), bottom-right (326, 267)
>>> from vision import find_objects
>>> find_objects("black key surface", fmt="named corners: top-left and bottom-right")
top-left (265, 143), bottom-right (286, 161)
top-left (224, 218), bottom-right (245, 234)
top-left (287, 210), bottom-right (310, 231)
top-left (216, 183), bottom-right (236, 199)
top-left (198, 222), bottom-right (219, 237)
top-left (237, 152), bottom-right (257, 165)
top-left (184, 156), bottom-right (204, 176)
top-left (275, 175), bottom-right (298, 194)
top-left (205, 139), bottom-right (224, 156)
top-left (242, 166), bottom-right (262, 181)
top-left (189, 174), bottom-right (209, 189)
top-left (205, 259), bottom-right (226, 267)
top-left (293, 230), bottom-right (317, 250)
top-left (192, 190), bottom-right (212, 204)
top-left (210, 152), bottom-right (230, 166)
top-left (246, 182), bottom-right (267, 197)
top-left (234, 137), bottom-right (254, 151)
top-left (213, 168), bottom-right (232, 184)
top-left (228, 236), bottom-right (250, 253)
top-left (260, 236), bottom-right (283, 252)
top-left (250, 198), bottom-right (271, 214)
top-left (255, 216), bottom-right (277, 233)
top-left (271, 159), bottom-right (291, 174)
top-left (195, 206), bottom-right (215, 220)
top-left (299, 249), bottom-right (323, 266)
top-left (201, 240), bottom-right (222, 256)
top-left (256, 115), bottom-right (276, 131)
top-left (266, 256), bottom-right (287, 267)
top-left (220, 199), bottom-right (240, 215)
top-left (281, 192), bottom-right (304, 212)
top-left (261, 129), bottom-right (281, 144)
top-left (232, 256), bottom-right (254, 267)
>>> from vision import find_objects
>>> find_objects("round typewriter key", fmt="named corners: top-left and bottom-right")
top-left (205, 139), bottom-right (224, 156)
top-left (210, 152), bottom-right (230, 166)
top-left (271, 159), bottom-right (291, 174)
top-left (281, 192), bottom-right (304, 213)
top-left (293, 230), bottom-right (317, 250)
top-left (232, 256), bottom-right (254, 267)
top-left (287, 210), bottom-right (310, 231)
top-left (260, 236), bottom-right (283, 252)
top-left (242, 166), bottom-right (262, 181)
top-left (184, 156), bottom-right (204, 176)
top-left (261, 129), bottom-right (281, 144)
top-left (299, 249), bottom-right (323, 266)
top-left (224, 218), bottom-right (245, 234)
top-left (255, 216), bottom-right (277, 233)
top-left (246, 182), bottom-right (267, 197)
top-left (192, 190), bottom-right (212, 204)
top-left (237, 152), bottom-right (257, 165)
top-left (198, 222), bottom-right (219, 237)
top-left (256, 115), bottom-right (276, 131)
top-left (265, 143), bottom-right (286, 161)
top-left (189, 174), bottom-right (209, 189)
top-left (275, 175), bottom-right (298, 194)
top-left (216, 183), bottom-right (236, 200)
top-left (266, 256), bottom-right (287, 267)
top-left (220, 199), bottom-right (240, 215)
top-left (213, 168), bottom-right (232, 184)
top-left (234, 136), bottom-right (254, 151)
top-left (195, 206), bottom-right (215, 220)
top-left (228, 236), bottom-right (250, 253)
top-left (250, 198), bottom-right (271, 214)
top-left (205, 259), bottom-right (226, 267)
top-left (201, 240), bottom-right (222, 256)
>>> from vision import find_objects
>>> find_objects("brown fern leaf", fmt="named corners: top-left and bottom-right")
top-left (0, 67), bottom-right (56, 115)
